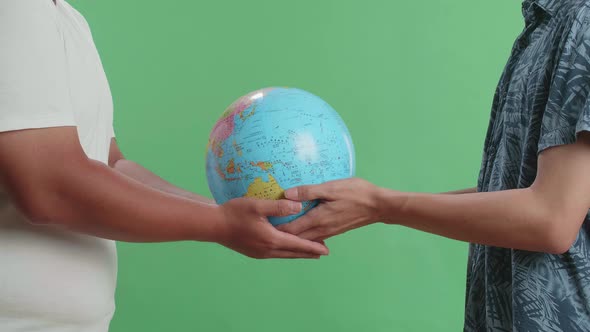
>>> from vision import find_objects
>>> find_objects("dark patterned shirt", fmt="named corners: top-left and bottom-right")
top-left (466, 0), bottom-right (590, 331)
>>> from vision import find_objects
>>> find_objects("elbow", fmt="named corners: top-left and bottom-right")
top-left (539, 214), bottom-right (581, 255)
top-left (7, 151), bottom-right (93, 227)
top-left (543, 233), bottom-right (576, 255)
top-left (18, 191), bottom-right (62, 226)
top-left (13, 165), bottom-right (86, 226)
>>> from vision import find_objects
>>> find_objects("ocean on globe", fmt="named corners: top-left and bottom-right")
top-left (205, 87), bottom-right (355, 226)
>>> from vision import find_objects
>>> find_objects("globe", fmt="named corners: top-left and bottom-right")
top-left (205, 87), bottom-right (355, 226)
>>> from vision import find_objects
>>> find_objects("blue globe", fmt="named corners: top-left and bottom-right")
top-left (205, 87), bottom-right (355, 226)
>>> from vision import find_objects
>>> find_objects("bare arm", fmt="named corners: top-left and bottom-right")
top-left (279, 133), bottom-right (590, 254)
top-left (443, 187), bottom-right (477, 194)
top-left (108, 138), bottom-right (214, 204)
top-left (388, 137), bottom-right (590, 253)
top-left (0, 127), bottom-right (328, 259)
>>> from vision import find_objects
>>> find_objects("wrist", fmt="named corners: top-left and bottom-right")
top-left (193, 204), bottom-right (230, 243)
top-left (375, 187), bottom-right (410, 225)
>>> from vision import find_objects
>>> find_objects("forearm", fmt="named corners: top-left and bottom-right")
top-left (379, 188), bottom-right (570, 253)
top-left (35, 159), bottom-right (224, 243)
top-left (443, 187), bottom-right (477, 194)
top-left (112, 159), bottom-right (215, 204)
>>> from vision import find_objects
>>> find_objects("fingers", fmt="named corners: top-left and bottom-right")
top-left (265, 250), bottom-right (321, 259)
top-left (277, 212), bottom-right (317, 235)
top-left (284, 184), bottom-right (330, 202)
top-left (272, 230), bottom-right (329, 256)
top-left (298, 227), bottom-right (327, 241)
top-left (252, 199), bottom-right (302, 217)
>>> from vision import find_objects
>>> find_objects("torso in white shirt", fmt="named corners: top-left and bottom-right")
top-left (0, 0), bottom-right (117, 331)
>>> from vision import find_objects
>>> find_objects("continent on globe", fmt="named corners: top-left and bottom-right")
top-left (214, 164), bottom-right (239, 181)
top-left (250, 161), bottom-right (273, 171)
top-left (232, 140), bottom-right (243, 156)
top-left (208, 88), bottom-right (274, 149)
top-left (244, 174), bottom-right (284, 200)
top-left (226, 159), bottom-right (236, 174)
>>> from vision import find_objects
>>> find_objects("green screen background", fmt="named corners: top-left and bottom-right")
top-left (67, 1), bottom-right (523, 331)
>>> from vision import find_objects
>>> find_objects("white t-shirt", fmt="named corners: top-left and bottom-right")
top-left (0, 0), bottom-right (117, 331)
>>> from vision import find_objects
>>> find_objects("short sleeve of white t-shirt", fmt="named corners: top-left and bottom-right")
top-left (0, 0), bottom-right (76, 132)
top-left (0, 0), bottom-right (115, 162)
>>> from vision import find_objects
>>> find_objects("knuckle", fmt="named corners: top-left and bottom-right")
top-left (325, 225), bottom-right (338, 234)
top-left (253, 201), bottom-right (264, 214)
top-left (317, 226), bottom-right (331, 236)
top-left (318, 217), bottom-right (329, 226)
top-left (304, 212), bottom-right (318, 224)
top-left (238, 199), bottom-right (254, 213)
top-left (277, 201), bottom-right (289, 216)
top-left (299, 187), bottom-right (308, 197)
top-left (265, 236), bottom-right (279, 249)
top-left (280, 225), bottom-right (294, 234)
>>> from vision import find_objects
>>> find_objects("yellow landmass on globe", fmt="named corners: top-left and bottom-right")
top-left (244, 174), bottom-right (284, 200)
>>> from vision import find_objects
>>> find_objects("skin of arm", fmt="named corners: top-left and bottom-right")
top-left (0, 127), bottom-right (328, 259)
top-left (278, 133), bottom-right (590, 254)
top-left (108, 138), bottom-right (215, 204)
top-left (443, 187), bottom-right (477, 195)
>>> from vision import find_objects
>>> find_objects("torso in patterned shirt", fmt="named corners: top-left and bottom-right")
top-left (466, 0), bottom-right (590, 331)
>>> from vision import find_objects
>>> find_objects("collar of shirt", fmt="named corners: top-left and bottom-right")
top-left (535, 0), bottom-right (564, 15)
top-left (522, 0), bottom-right (563, 25)
top-left (523, 0), bottom-right (564, 17)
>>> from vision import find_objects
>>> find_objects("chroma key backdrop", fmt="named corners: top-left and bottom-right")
top-left (68, 1), bottom-right (523, 331)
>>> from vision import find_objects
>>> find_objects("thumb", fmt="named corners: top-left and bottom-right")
top-left (253, 199), bottom-right (302, 217)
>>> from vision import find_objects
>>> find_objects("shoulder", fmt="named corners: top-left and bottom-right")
top-left (62, 1), bottom-right (92, 31)
top-left (0, 0), bottom-right (63, 52)
top-left (550, 1), bottom-right (590, 59)
top-left (560, 1), bottom-right (590, 32)
top-left (0, 1), bottom-right (69, 84)
top-left (0, 0), bottom-right (58, 31)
